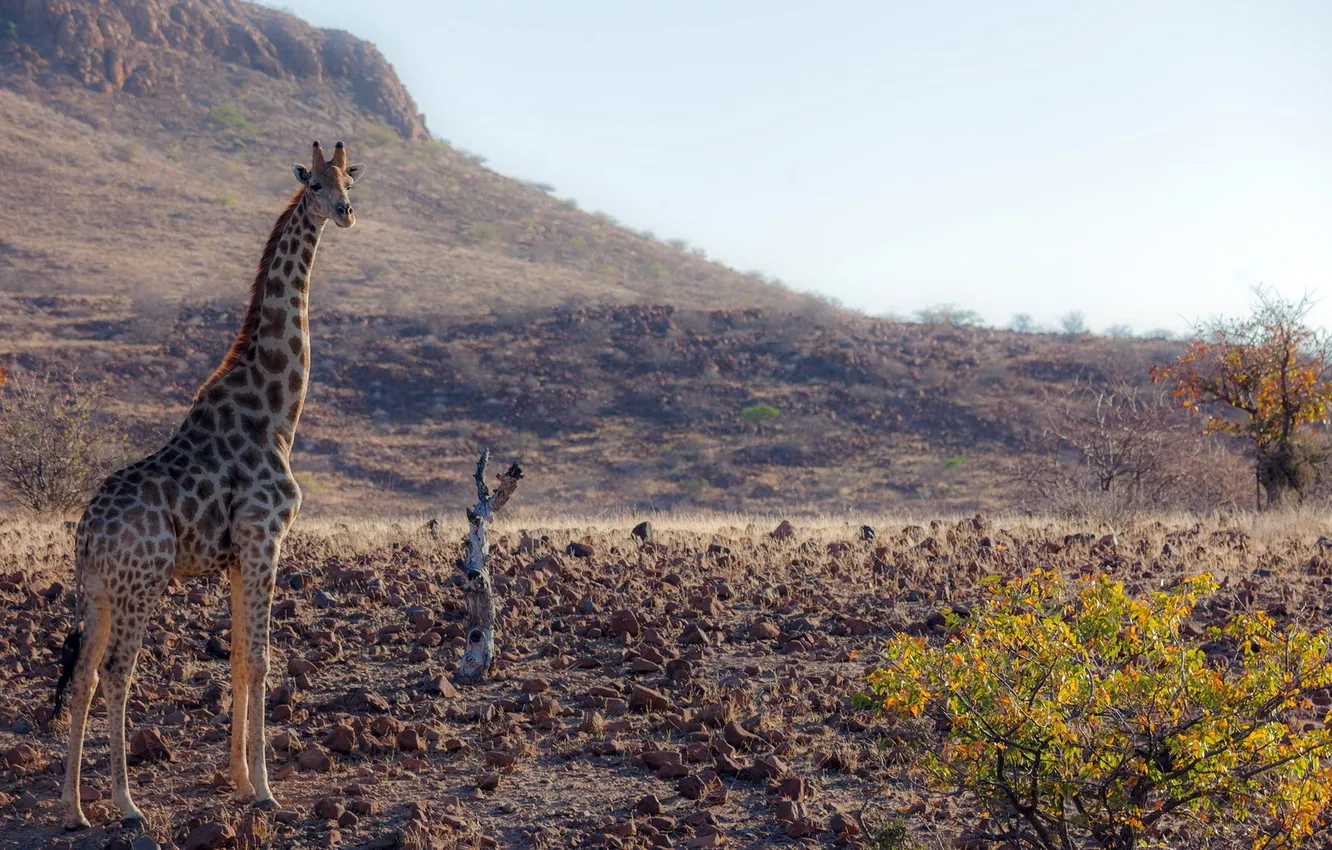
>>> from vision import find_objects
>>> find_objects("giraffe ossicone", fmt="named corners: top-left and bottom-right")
top-left (55, 141), bottom-right (365, 831)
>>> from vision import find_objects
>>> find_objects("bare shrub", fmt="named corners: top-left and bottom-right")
top-left (1013, 376), bottom-right (1244, 518)
top-left (0, 369), bottom-right (129, 515)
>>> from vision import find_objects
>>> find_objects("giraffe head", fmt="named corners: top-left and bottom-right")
top-left (292, 140), bottom-right (365, 228)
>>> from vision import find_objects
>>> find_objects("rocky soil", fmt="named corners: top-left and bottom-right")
top-left (1, 513), bottom-right (1330, 849)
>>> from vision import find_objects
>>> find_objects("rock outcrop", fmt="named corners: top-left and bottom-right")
top-left (0, 0), bottom-right (428, 138)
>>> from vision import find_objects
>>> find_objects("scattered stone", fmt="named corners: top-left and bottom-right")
top-left (323, 725), bottom-right (357, 754)
top-left (635, 794), bottom-right (662, 816)
top-left (129, 727), bottom-right (171, 762)
top-left (4, 743), bottom-right (39, 768)
top-left (396, 729), bottom-right (423, 752)
top-left (610, 609), bottom-right (641, 637)
top-left (631, 521), bottom-right (653, 542)
top-left (315, 797), bottom-right (345, 821)
top-left (565, 542), bottom-right (594, 558)
top-left (183, 821), bottom-right (235, 850)
top-left (748, 620), bottom-right (780, 641)
top-left (297, 746), bottom-right (333, 772)
top-left (521, 678), bottom-right (550, 694)
top-left (771, 520), bottom-right (795, 540)
top-left (629, 685), bottom-right (675, 712)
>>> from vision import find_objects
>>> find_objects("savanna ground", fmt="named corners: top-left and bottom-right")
top-left (2, 510), bottom-right (1332, 850)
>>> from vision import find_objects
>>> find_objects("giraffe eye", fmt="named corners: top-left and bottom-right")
top-left (311, 184), bottom-right (322, 191)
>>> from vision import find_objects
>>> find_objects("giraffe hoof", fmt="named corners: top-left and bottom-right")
top-left (63, 816), bottom-right (90, 832)
top-left (252, 796), bottom-right (279, 811)
top-left (120, 815), bottom-right (147, 832)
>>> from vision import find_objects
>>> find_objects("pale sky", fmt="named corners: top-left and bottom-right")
top-left (268, 0), bottom-right (1332, 334)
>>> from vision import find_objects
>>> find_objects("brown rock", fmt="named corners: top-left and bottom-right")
top-left (748, 620), bottom-right (781, 641)
top-left (829, 811), bottom-right (860, 836)
top-left (323, 725), bottom-right (357, 754)
top-left (677, 775), bottom-right (706, 800)
top-left (314, 797), bottom-right (345, 820)
top-left (477, 772), bottom-right (501, 791)
top-left (723, 720), bottom-right (761, 750)
top-left (297, 746), bottom-right (333, 772)
top-left (129, 727), bottom-right (171, 762)
top-left (483, 751), bottom-right (517, 769)
top-left (427, 674), bottom-right (459, 698)
top-left (183, 821), bottom-right (236, 850)
top-left (635, 794), bottom-right (663, 815)
top-left (631, 521), bottom-right (653, 542)
top-left (679, 623), bottom-right (710, 645)
top-left (629, 686), bottom-right (676, 712)
top-left (521, 678), bottom-right (550, 694)
top-left (4, 743), bottom-right (39, 768)
top-left (771, 520), bottom-right (796, 540)
top-left (610, 609), bottom-right (641, 637)
top-left (743, 755), bottom-right (789, 781)
top-left (787, 819), bottom-right (820, 838)
top-left (396, 729), bottom-right (423, 752)
top-left (778, 776), bottom-right (807, 800)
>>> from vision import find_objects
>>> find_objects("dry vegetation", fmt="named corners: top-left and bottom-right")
top-left (2, 510), bottom-right (1332, 848)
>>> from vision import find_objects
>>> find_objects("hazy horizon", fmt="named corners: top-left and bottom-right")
top-left (263, 0), bottom-right (1332, 334)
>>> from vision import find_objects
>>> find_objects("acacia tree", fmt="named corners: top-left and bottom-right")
top-left (1151, 287), bottom-right (1332, 508)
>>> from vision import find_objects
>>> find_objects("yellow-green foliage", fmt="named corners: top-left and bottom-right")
top-left (860, 571), bottom-right (1332, 849)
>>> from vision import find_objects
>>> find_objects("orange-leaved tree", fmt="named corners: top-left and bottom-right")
top-left (1151, 287), bottom-right (1332, 508)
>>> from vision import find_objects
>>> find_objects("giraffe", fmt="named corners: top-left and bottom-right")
top-left (53, 140), bottom-right (364, 831)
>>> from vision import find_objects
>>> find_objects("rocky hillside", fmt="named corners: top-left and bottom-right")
top-left (0, 0), bottom-right (427, 137)
top-left (0, 0), bottom-right (1235, 516)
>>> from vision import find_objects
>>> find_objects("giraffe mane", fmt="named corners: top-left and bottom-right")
top-left (195, 189), bottom-right (306, 401)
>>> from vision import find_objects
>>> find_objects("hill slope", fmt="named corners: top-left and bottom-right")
top-left (0, 0), bottom-right (1227, 516)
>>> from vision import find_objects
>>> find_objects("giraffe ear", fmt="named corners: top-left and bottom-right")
top-left (293, 164), bottom-right (312, 185)
top-left (344, 163), bottom-right (366, 185)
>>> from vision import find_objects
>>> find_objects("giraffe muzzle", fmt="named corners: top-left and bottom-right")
top-left (334, 202), bottom-right (355, 228)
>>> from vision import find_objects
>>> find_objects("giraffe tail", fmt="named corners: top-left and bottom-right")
top-left (53, 628), bottom-right (82, 713)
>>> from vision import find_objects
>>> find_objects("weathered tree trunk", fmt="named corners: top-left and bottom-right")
top-left (455, 450), bottom-right (522, 684)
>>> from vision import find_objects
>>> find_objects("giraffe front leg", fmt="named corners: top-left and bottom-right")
top-left (228, 563), bottom-right (255, 801)
top-left (243, 569), bottom-right (277, 808)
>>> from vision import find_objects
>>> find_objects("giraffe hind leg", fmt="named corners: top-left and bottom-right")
top-left (60, 592), bottom-right (110, 831)
top-left (102, 563), bottom-right (170, 828)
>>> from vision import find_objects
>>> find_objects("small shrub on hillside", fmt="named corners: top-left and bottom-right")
top-left (739, 404), bottom-right (781, 432)
top-left (0, 370), bottom-right (129, 514)
top-left (859, 571), bottom-right (1332, 850)
top-left (916, 304), bottom-right (983, 327)
top-left (647, 262), bottom-right (669, 280)
top-left (204, 103), bottom-right (254, 133)
top-left (1059, 310), bottom-right (1087, 334)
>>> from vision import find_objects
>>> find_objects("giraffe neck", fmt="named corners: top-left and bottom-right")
top-left (194, 191), bottom-right (325, 450)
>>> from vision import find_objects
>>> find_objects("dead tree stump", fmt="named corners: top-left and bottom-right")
top-left (455, 449), bottom-right (523, 684)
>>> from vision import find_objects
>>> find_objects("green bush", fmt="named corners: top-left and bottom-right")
top-left (205, 104), bottom-right (254, 133)
top-left (739, 404), bottom-right (781, 426)
top-left (859, 571), bottom-right (1332, 850)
